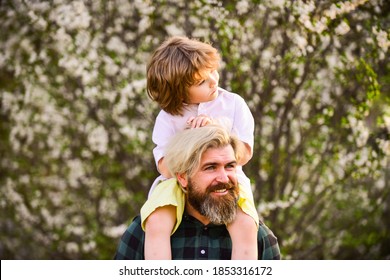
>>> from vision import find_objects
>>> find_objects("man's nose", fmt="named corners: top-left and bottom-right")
top-left (215, 169), bottom-right (229, 183)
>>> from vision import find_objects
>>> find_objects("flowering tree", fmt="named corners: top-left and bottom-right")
top-left (0, 0), bottom-right (389, 259)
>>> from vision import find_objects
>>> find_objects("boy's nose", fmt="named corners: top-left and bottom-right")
top-left (209, 71), bottom-right (218, 87)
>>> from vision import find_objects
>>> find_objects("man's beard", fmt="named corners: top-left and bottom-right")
top-left (187, 179), bottom-right (239, 225)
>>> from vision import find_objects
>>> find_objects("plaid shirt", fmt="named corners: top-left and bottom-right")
top-left (114, 213), bottom-right (280, 260)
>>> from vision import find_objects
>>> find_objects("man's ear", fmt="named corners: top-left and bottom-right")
top-left (176, 172), bottom-right (188, 192)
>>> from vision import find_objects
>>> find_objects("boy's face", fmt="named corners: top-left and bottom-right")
top-left (188, 70), bottom-right (219, 104)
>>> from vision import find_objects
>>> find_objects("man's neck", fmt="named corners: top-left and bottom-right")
top-left (185, 203), bottom-right (210, 225)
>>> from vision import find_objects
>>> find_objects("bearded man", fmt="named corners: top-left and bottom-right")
top-left (115, 125), bottom-right (280, 260)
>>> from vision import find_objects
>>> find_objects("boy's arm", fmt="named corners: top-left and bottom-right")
top-left (157, 157), bottom-right (172, 178)
top-left (152, 111), bottom-right (176, 177)
top-left (239, 142), bottom-right (253, 166)
top-left (232, 94), bottom-right (254, 166)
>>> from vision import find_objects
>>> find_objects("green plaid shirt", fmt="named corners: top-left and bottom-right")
top-left (114, 213), bottom-right (280, 260)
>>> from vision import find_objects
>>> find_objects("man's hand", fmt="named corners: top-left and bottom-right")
top-left (186, 114), bottom-right (213, 128)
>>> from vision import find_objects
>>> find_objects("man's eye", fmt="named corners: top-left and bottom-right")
top-left (204, 166), bottom-right (215, 171)
top-left (226, 164), bottom-right (236, 169)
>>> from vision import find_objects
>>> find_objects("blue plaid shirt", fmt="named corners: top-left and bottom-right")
top-left (115, 212), bottom-right (280, 260)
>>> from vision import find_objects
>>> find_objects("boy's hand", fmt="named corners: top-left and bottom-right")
top-left (186, 114), bottom-right (213, 128)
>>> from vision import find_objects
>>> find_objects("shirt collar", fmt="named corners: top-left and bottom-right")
top-left (182, 210), bottom-right (221, 228)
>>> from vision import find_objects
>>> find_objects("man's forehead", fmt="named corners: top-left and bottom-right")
top-left (200, 145), bottom-right (236, 164)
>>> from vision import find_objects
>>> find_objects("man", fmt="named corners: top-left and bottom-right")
top-left (114, 125), bottom-right (280, 260)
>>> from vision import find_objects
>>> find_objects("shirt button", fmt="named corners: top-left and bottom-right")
top-left (200, 249), bottom-right (206, 255)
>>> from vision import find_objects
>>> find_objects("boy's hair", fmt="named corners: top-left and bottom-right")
top-left (164, 124), bottom-right (244, 178)
top-left (146, 36), bottom-right (220, 116)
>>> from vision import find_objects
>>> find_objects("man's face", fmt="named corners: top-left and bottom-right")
top-left (179, 145), bottom-right (239, 224)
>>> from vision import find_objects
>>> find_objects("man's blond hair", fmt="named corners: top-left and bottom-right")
top-left (164, 125), bottom-right (244, 177)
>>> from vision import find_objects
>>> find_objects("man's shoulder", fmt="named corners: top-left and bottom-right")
top-left (129, 215), bottom-right (142, 227)
top-left (258, 220), bottom-right (281, 260)
top-left (126, 216), bottom-right (144, 240)
top-left (114, 216), bottom-right (145, 260)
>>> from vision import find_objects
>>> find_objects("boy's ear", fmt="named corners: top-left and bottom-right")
top-left (176, 172), bottom-right (188, 193)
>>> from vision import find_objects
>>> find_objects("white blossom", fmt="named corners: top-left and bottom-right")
top-left (325, 4), bottom-right (338, 19)
top-left (165, 24), bottom-right (185, 36)
top-left (67, 159), bottom-right (85, 188)
top-left (75, 31), bottom-right (91, 51)
top-left (87, 125), bottom-right (109, 155)
top-left (377, 139), bottom-right (390, 156)
top-left (236, 0), bottom-right (249, 15)
top-left (106, 36), bottom-right (127, 55)
top-left (272, 86), bottom-right (288, 103)
top-left (65, 242), bottom-right (79, 254)
top-left (335, 21), bottom-right (351, 35)
top-left (267, 0), bottom-right (285, 9)
top-left (51, 1), bottom-right (91, 30)
top-left (82, 241), bottom-right (96, 253)
top-left (138, 17), bottom-right (151, 34)
top-left (103, 56), bottom-right (120, 76)
top-left (294, 34), bottom-right (308, 55)
top-left (373, 27), bottom-right (390, 52)
top-left (103, 224), bottom-right (128, 238)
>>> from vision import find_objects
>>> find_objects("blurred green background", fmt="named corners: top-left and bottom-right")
top-left (0, 0), bottom-right (389, 259)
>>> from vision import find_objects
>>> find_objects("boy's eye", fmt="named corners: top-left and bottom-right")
top-left (198, 80), bottom-right (205, 86)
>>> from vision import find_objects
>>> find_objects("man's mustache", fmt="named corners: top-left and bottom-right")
top-left (207, 182), bottom-right (236, 193)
